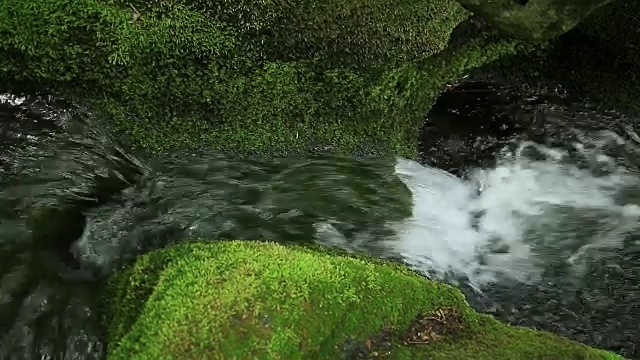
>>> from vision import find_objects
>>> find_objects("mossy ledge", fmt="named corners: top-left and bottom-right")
top-left (0, 0), bottom-right (522, 156)
top-left (104, 241), bottom-right (623, 359)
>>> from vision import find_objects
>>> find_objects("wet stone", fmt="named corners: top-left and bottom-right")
top-left (343, 327), bottom-right (395, 360)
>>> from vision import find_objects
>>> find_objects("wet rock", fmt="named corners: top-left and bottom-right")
top-left (419, 81), bottom-right (530, 176)
top-left (455, 0), bottom-right (615, 41)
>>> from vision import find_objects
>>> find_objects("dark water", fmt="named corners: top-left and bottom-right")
top-left (0, 84), bottom-right (638, 359)
top-left (0, 95), bottom-right (108, 359)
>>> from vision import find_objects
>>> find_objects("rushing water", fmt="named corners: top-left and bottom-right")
top-left (0, 83), bottom-right (638, 359)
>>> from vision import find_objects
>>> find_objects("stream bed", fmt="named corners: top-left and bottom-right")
top-left (0, 81), bottom-right (638, 359)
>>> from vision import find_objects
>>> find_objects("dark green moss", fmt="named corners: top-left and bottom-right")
top-left (104, 241), bottom-right (623, 359)
top-left (0, 0), bottom-right (520, 156)
top-left (112, 0), bottom-right (469, 69)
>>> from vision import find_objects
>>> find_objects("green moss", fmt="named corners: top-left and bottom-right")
top-left (104, 241), bottom-right (623, 359)
top-left (413, 315), bottom-right (622, 359)
top-left (114, 0), bottom-right (469, 69)
top-left (0, 0), bottom-right (519, 156)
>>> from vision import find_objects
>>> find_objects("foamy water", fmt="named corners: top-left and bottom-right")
top-left (387, 131), bottom-right (640, 288)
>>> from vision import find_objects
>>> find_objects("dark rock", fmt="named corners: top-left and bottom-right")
top-left (419, 81), bottom-right (531, 176)
top-left (455, 0), bottom-right (615, 41)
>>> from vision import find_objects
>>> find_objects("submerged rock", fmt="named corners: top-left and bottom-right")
top-left (103, 241), bottom-right (622, 359)
top-left (454, 0), bottom-right (615, 41)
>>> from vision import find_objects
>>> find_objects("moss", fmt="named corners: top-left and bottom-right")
top-left (114, 0), bottom-right (469, 69)
top-left (0, 0), bottom-right (518, 156)
top-left (104, 241), bottom-right (623, 359)
top-left (412, 315), bottom-right (622, 359)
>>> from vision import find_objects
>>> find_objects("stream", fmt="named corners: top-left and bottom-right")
top-left (0, 81), bottom-right (638, 359)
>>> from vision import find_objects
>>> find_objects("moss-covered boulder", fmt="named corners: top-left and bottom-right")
top-left (104, 241), bottom-right (623, 359)
top-left (0, 0), bottom-right (521, 156)
top-left (454, 0), bottom-right (615, 41)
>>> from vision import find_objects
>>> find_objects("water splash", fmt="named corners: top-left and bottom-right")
top-left (388, 132), bottom-right (640, 287)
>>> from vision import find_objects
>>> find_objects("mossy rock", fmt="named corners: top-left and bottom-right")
top-left (454, 0), bottom-right (615, 41)
top-left (464, 0), bottom-right (639, 115)
top-left (104, 241), bottom-right (623, 359)
top-left (549, 0), bottom-right (640, 114)
top-left (0, 0), bottom-right (520, 156)
top-left (115, 0), bottom-right (468, 69)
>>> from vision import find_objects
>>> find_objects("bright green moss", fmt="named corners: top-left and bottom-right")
top-left (104, 241), bottom-right (623, 359)
top-left (411, 315), bottom-right (623, 359)
top-left (0, 0), bottom-right (519, 156)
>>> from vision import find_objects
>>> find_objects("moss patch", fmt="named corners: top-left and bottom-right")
top-left (0, 0), bottom-right (520, 156)
top-left (104, 241), bottom-right (623, 359)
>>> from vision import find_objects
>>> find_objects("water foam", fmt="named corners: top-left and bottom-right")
top-left (388, 135), bottom-right (640, 287)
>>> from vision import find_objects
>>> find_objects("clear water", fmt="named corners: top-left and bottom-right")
top-left (0, 87), bottom-right (638, 359)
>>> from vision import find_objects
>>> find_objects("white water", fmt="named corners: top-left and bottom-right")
top-left (387, 132), bottom-right (640, 288)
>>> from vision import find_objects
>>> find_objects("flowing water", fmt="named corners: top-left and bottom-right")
top-left (0, 83), bottom-right (638, 359)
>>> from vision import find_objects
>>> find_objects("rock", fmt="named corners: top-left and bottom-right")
top-left (103, 241), bottom-right (623, 359)
top-left (0, 0), bottom-right (525, 157)
top-left (454, 0), bottom-right (616, 41)
top-left (556, 0), bottom-right (640, 114)
top-left (467, 0), bottom-right (640, 116)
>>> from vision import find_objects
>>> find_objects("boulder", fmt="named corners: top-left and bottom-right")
top-left (454, 0), bottom-right (616, 41)
top-left (468, 0), bottom-right (640, 115)
top-left (0, 0), bottom-right (521, 156)
top-left (104, 241), bottom-right (622, 359)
